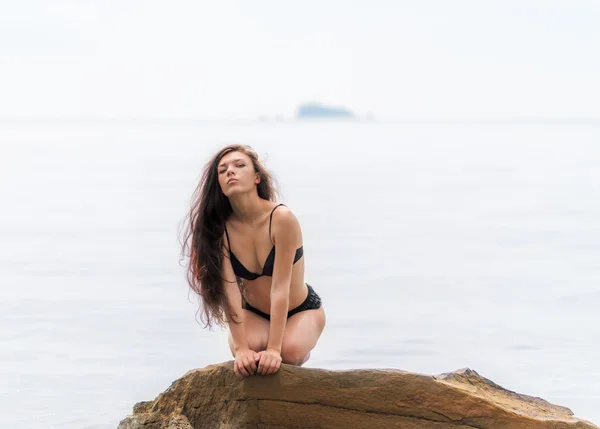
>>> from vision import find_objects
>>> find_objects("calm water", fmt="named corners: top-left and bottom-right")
top-left (1, 120), bottom-right (599, 428)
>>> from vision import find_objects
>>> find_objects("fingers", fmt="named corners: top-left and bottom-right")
top-left (266, 358), bottom-right (280, 375)
top-left (236, 351), bottom-right (280, 377)
top-left (234, 354), bottom-right (258, 378)
top-left (257, 354), bottom-right (266, 375)
top-left (243, 355), bottom-right (256, 375)
top-left (262, 358), bottom-right (272, 376)
top-left (257, 354), bottom-right (281, 375)
top-left (239, 363), bottom-right (250, 377)
top-left (248, 355), bottom-right (258, 374)
top-left (261, 356), bottom-right (271, 375)
top-left (238, 357), bottom-right (250, 377)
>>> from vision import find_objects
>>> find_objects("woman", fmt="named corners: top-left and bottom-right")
top-left (181, 144), bottom-right (326, 378)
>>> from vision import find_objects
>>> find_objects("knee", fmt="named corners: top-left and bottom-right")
top-left (281, 341), bottom-right (309, 366)
top-left (228, 329), bottom-right (267, 355)
top-left (247, 335), bottom-right (267, 353)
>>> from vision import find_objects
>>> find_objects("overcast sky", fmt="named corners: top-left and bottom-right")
top-left (1, 0), bottom-right (599, 119)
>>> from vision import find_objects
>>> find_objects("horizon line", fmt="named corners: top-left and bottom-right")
top-left (1, 115), bottom-right (600, 125)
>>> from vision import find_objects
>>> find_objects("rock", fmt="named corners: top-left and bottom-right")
top-left (118, 362), bottom-right (598, 429)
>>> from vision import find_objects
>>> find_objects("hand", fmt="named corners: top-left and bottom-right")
top-left (256, 348), bottom-right (282, 376)
top-left (233, 348), bottom-right (260, 378)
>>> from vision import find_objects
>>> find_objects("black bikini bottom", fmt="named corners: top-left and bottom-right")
top-left (243, 284), bottom-right (322, 321)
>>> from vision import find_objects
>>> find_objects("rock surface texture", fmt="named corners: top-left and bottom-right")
top-left (118, 362), bottom-right (598, 429)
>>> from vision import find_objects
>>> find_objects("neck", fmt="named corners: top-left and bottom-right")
top-left (228, 191), bottom-right (267, 224)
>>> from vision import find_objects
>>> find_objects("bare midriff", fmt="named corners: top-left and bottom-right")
top-left (241, 259), bottom-right (307, 315)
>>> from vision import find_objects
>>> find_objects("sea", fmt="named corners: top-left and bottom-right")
top-left (1, 119), bottom-right (599, 428)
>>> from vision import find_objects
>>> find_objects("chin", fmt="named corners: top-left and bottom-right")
top-left (224, 186), bottom-right (248, 198)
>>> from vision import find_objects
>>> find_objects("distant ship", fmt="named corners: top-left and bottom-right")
top-left (296, 103), bottom-right (355, 119)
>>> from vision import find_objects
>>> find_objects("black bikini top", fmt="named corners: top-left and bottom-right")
top-left (224, 204), bottom-right (304, 280)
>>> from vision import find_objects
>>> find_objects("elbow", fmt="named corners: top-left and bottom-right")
top-left (227, 311), bottom-right (243, 325)
top-left (225, 302), bottom-right (244, 325)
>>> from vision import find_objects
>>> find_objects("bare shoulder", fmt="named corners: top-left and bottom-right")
top-left (270, 204), bottom-right (302, 241)
top-left (272, 204), bottom-right (300, 227)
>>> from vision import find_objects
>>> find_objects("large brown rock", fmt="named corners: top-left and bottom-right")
top-left (118, 362), bottom-right (598, 429)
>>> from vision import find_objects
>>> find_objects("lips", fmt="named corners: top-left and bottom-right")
top-left (227, 178), bottom-right (238, 184)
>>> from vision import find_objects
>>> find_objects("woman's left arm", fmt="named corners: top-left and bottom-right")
top-left (267, 206), bottom-right (302, 353)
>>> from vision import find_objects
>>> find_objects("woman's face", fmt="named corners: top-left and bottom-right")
top-left (217, 151), bottom-right (259, 197)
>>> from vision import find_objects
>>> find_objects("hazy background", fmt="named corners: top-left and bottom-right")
top-left (1, 1), bottom-right (599, 429)
top-left (1, 0), bottom-right (600, 120)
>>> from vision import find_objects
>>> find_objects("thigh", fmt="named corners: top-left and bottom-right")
top-left (282, 306), bottom-right (326, 354)
top-left (228, 309), bottom-right (270, 355)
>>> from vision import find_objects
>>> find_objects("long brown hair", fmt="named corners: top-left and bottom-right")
top-left (180, 144), bottom-right (278, 329)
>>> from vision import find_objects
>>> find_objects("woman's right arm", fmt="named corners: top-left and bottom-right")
top-left (221, 235), bottom-right (257, 376)
top-left (221, 246), bottom-right (248, 350)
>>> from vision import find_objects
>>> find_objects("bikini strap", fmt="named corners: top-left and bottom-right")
top-left (223, 224), bottom-right (232, 252)
top-left (268, 203), bottom-right (286, 241)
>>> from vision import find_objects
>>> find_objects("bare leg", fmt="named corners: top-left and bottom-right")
top-left (228, 309), bottom-right (270, 356)
top-left (280, 306), bottom-right (326, 366)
